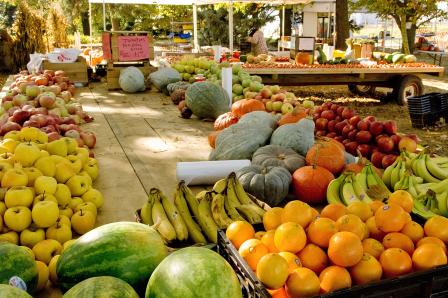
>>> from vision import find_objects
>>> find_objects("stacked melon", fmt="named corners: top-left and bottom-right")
top-left (0, 126), bottom-right (102, 292)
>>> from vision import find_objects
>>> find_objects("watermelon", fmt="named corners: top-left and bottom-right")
top-left (56, 222), bottom-right (168, 292)
top-left (0, 284), bottom-right (32, 298)
top-left (392, 54), bottom-right (405, 64)
top-left (185, 81), bottom-right (230, 119)
top-left (145, 247), bottom-right (242, 298)
top-left (63, 276), bottom-right (139, 298)
top-left (0, 243), bottom-right (38, 294)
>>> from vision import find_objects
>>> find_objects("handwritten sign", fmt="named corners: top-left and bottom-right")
top-left (118, 36), bottom-right (149, 61)
top-left (102, 32), bottom-right (111, 60)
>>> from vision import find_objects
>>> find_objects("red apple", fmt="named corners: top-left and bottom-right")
top-left (383, 120), bottom-right (397, 135)
top-left (344, 141), bottom-right (358, 155)
top-left (315, 118), bottom-right (329, 130)
top-left (357, 144), bottom-right (371, 158)
top-left (357, 120), bottom-right (370, 131)
top-left (335, 120), bottom-right (348, 134)
top-left (342, 124), bottom-right (355, 137)
top-left (80, 131), bottom-right (96, 148)
top-left (38, 92), bottom-right (56, 108)
top-left (330, 104), bottom-right (339, 112)
top-left (342, 108), bottom-right (355, 119)
top-left (398, 137), bottom-right (417, 153)
top-left (47, 132), bottom-right (61, 142)
top-left (314, 106), bottom-right (323, 114)
top-left (8, 106), bottom-right (21, 117)
top-left (349, 115), bottom-right (361, 126)
top-left (23, 120), bottom-right (40, 128)
top-left (65, 129), bottom-right (81, 139)
top-left (76, 137), bottom-right (84, 147)
top-left (375, 134), bottom-right (389, 142)
top-left (11, 110), bottom-right (30, 124)
top-left (40, 125), bottom-right (57, 134)
top-left (316, 130), bottom-right (327, 137)
top-left (31, 107), bottom-right (48, 115)
top-left (336, 106), bottom-right (345, 116)
top-left (321, 110), bottom-right (336, 120)
top-left (371, 151), bottom-right (386, 168)
top-left (334, 136), bottom-right (345, 143)
top-left (342, 138), bottom-right (351, 145)
top-left (29, 114), bottom-right (48, 127)
top-left (326, 132), bottom-right (337, 138)
top-left (364, 116), bottom-right (376, 122)
top-left (370, 121), bottom-right (384, 136)
top-left (334, 116), bottom-right (342, 122)
top-left (406, 134), bottom-right (421, 144)
top-left (382, 154), bottom-right (398, 168)
top-left (390, 134), bottom-right (401, 148)
top-left (322, 102), bottom-right (332, 110)
top-left (327, 120), bottom-right (337, 132)
top-left (1, 121), bottom-right (21, 135)
top-left (377, 136), bottom-right (394, 153)
top-left (355, 131), bottom-right (372, 144)
top-left (348, 129), bottom-right (358, 141)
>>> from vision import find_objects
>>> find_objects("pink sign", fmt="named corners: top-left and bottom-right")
top-left (102, 32), bottom-right (111, 60)
top-left (118, 36), bottom-right (149, 61)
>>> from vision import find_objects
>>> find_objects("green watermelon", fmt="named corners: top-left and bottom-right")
top-left (392, 54), bottom-right (406, 63)
top-left (185, 81), bottom-right (230, 119)
top-left (0, 284), bottom-right (32, 298)
top-left (0, 243), bottom-right (38, 294)
top-left (56, 222), bottom-right (168, 292)
top-left (63, 276), bottom-right (139, 298)
top-left (145, 247), bottom-right (242, 298)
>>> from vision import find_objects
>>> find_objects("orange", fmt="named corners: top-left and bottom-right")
top-left (424, 215), bottom-right (448, 242)
top-left (412, 243), bottom-right (447, 271)
top-left (310, 207), bottom-right (320, 221)
top-left (320, 204), bottom-right (347, 221)
top-left (417, 237), bottom-right (447, 254)
top-left (238, 239), bottom-right (269, 270)
top-left (375, 204), bottom-right (407, 233)
top-left (285, 267), bottom-right (320, 298)
top-left (327, 231), bottom-right (363, 267)
top-left (379, 248), bottom-right (412, 278)
top-left (401, 221), bottom-right (424, 243)
top-left (256, 253), bottom-right (289, 290)
top-left (403, 211), bottom-right (412, 224)
top-left (226, 221), bottom-right (255, 249)
top-left (369, 200), bottom-right (385, 213)
top-left (281, 200), bottom-right (313, 228)
top-left (268, 287), bottom-right (289, 298)
top-left (365, 216), bottom-right (386, 241)
top-left (319, 266), bottom-right (352, 293)
top-left (261, 230), bottom-right (279, 253)
top-left (307, 217), bottom-right (338, 248)
top-left (297, 243), bottom-right (328, 274)
top-left (362, 238), bottom-right (385, 259)
top-left (382, 232), bottom-right (415, 255)
top-left (263, 207), bottom-right (283, 231)
top-left (278, 251), bottom-right (302, 274)
top-left (274, 222), bottom-right (307, 253)
top-left (388, 190), bottom-right (413, 213)
top-left (254, 231), bottom-right (266, 240)
top-left (347, 201), bottom-right (373, 222)
top-left (335, 214), bottom-right (367, 240)
top-left (349, 253), bottom-right (383, 285)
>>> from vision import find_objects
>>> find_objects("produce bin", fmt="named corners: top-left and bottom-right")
top-left (217, 230), bottom-right (448, 298)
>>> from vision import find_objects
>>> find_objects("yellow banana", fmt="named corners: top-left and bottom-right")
top-left (230, 172), bottom-right (266, 214)
top-left (235, 205), bottom-right (262, 224)
top-left (195, 190), bottom-right (208, 202)
top-left (225, 176), bottom-right (245, 221)
top-left (140, 195), bottom-right (154, 225)
top-left (151, 189), bottom-right (176, 242)
top-left (196, 192), bottom-right (218, 243)
top-left (180, 181), bottom-right (200, 218)
top-left (326, 174), bottom-right (345, 205)
top-left (425, 154), bottom-right (448, 180)
top-left (210, 192), bottom-right (233, 229)
top-left (212, 178), bottom-right (227, 194)
top-left (160, 191), bottom-right (188, 241)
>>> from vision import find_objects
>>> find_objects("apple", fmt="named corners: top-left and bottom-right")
top-left (23, 120), bottom-right (40, 128)
top-left (341, 108), bottom-right (355, 119)
top-left (355, 130), bottom-right (372, 144)
top-left (75, 201), bottom-right (97, 218)
top-left (59, 91), bottom-right (72, 102)
top-left (19, 127), bottom-right (39, 142)
top-left (3, 130), bottom-right (20, 141)
top-left (390, 134), bottom-right (401, 148)
top-left (29, 114), bottom-right (48, 127)
top-left (1, 121), bottom-right (21, 136)
top-left (322, 102), bottom-right (332, 110)
top-left (66, 155), bottom-right (82, 173)
top-left (348, 129), bottom-right (358, 141)
top-left (330, 103), bottom-right (339, 112)
top-left (1, 168), bottom-right (28, 188)
top-left (382, 154), bottom-right (398, 168)
top-left (265, 101), bottom-right (273, 112)
top-left (31, 107), bottom-right (48, 115)
top-left (64, 129), bottom-right (80, 139)
top-left (357, 120), bottom-right (370, 131)
top-left (46, 139), bottom-right (68, 157)
top-left (326, 132), bottom-right (337, 138)
top-left (46, 222), bottom-right (72, 244)
top-left (334, 136), bottom-right (345, 143)
top-left (77, 148), bottom-right (90, 166)
top-left (316, 130), bottom-right (327, 137)
top-left (59, 205), bottom-right (73, 219)
top-left (38, 92), bottom-right (56, 108)
top-left (14, 142), bottom-right (41, 167)
top-left (5, 186), bottom-right (34, 208)
top-left (303, 100), bottom-right (314, 109)
top-left (32, 201), bottom-right (59, 229)
top-left (20, 226), bottom-right (45, 248)
top-left (348, 115), bottom-right (361, 126)
top-left (398, 136), bottom-right (417, 153)
top-left (32, 239), bottom-right (62, 264)
top-left (33, 193), bottom-right (58, 206)
top-left (26, 85), bottom-right (41, 98)
top-left (315, 118), bottom-right (329, 130)
top-left (321, 110), bottom-right (336, 120)
top-left (370, 121), bottom-right (384, 136)
top-left (273, 93), bottom-right (286, 102)
top-left (54, 161), bottom-right (76, 183)
top-left (269, 85), bottom-right (280, 94)
top-left (364, 116), bottom-right (376, 123)
top-left (69, 197), bottom-right (84, 210)
top-left (66, 175), bottom-right (90, 196)
top-left (54, 184), bottom-right (71, 207)
top-left (272, 101), bottom-right (283, 112)
top-left (335, 120), bottom-right (348, 134)
top-left (314, 106), bottom-right (323, 114)
top-left (357, 144), bottom-right (371, 158)
top-left (344, 141), bottom-right (358, 155)
top-left (40, 126), bottom-right (56, 134)
top-left (383, 120), bottom-right (397, 135)
top-left (377, 136), bottom-right (394, 153)
top-left (34, 175), bottom-right (57, 195)
top-left (34, 156), bottom-right (56, 177)
top-left (406, 134), bottom-right (420, 144)
top-left (254, 95), bottom-right (263, 101)
top-left (47, 132), bottom-right (61, 142)
top-left (313, 113), bottom-right (320, 121)
top-left (81, 188), bottom-right (103, 208)
top-left (342, 124), bottom-right (355, 137)
top-left (335, 106), bottom-right (344, 116)
top-left (260, 88), bottom-right (273, 99)
top-left (46, 85), bottom-right (61, 95)
top-left (35, 260), bottom-right (50, 291)
top-left (4, 206), bottom-right (32, 232)
top-left (71, 209), bottom-right (95, 235)
top-left (281, 103), bottom-right (294, 115)
top-left (326, 120), bottom-right (337, 133)
top-left (371, 151), bottom-right (386, 169)
top-left (49, 108), bottom-right (62, 117)
top-left (2, 101), bottom-right (14, 111)
top-left (13, 94), bottom-right (28, 106)
top-left (61, 137), bottom-right (78, 154)
top-left (23, 167), bottom-right (43, 187)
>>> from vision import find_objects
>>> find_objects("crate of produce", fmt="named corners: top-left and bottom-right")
top-left (42, 56), bottom-right (88, 84)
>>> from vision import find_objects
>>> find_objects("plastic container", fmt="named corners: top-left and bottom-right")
top-left (409, 111), bottom-right (440, 128)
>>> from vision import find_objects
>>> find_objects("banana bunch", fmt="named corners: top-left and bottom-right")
top-left (327, 170), bottom-right (373, 206)
top-left (413, 190), bottom-right (448, 219)
top-left (392, 172), bottom-right (421, 199)
top-left (357, 164), bottom-right (391, 201)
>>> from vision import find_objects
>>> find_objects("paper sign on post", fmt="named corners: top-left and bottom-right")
top-left (118, 36), bottom-right (149, 61)
top-left (102, 32), bottom-right (111, 60)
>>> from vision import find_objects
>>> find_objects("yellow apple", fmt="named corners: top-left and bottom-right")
top-left (34, 156), bottom-right (56, 177)
top-left (78, 171), bottom-right (92, 187)
top-left (46, 222), bottom-right (72, 244)
top-left (71, 210), bottom-right (95, 235)
top-left (62, 239), bottom-right (76, 253)
top-left (14, 142), bottom-right (41, 167)
top-left (35, 260), bottom-right (49, 291)
top-left (49, 155), bottom-right (68, 165)
top-left (54, 162), bottom-right (75, 183)
top-left (4, 130), bottom-right (21, 141)
top-left (1, 167), bottom-right (28, 188)
top-left (54, 184), bottom-right (71, 206)
top-left (65, 175), bottom-right (90, 196)
top-left (66, 155), bottom-right (82, 173)
top-left (0, 187), bottom-right (6, 201)
top-left (82, 158), bottom-right (98, 181)
top-left (33, 193), bottom-right (58, 206)
top-left (20, 226), bottom-right (45, 248)
top-left (0, 162), bottom-right (12, 181)
top-left (59, 204), bottom-right (74, 218)
top-left (76, 147), bottom-right (89, 166)
top-left (4, 206), bottom-right (32, 232)
top-left (0, 138), bottom-right (19, 153)
top-left (5, 186), bottom-right (34, 208)
top-left (46, 139), bottom-right (67, 157)
top-left (75, 201), bottom-right (97, 217)
top-left (34, 176), bottom-right (57, 195)
top-left (68, 197), bottom-right (84, 210)
top-left (48, 254), bottom-right (60, 284)
top-left (0, 213), bottom-right (2, 230)
top-left (32, 239), bottom-right (62, 264)
top-left (19, 127), bottom-right (40, 142)
top-left (56, 215), bottom-right (71, 227)
top-left (23, 167), bottom-right (43, 187)
top-left (36, 131), bottom-right (48, 145)
top-left (81, 188), bottom-right (104, 209)
top-left (61, 137), bottom-right (78, 155)
top-left (32, 201), bottom-right (59, 228)
top-left (20, 245), bottom-right (35, 259)
top-left (0, 201), bottom-right (6, 216)
top-left (39, 150), bottom-right (49, 157)
top-left (37, 143), bottom-right (47, 151)
top-left (0, 231), bottom-right (19, 244)
top-left (0, 152), bottom-right (15, 165)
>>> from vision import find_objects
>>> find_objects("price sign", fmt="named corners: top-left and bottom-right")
top-left (102, 32), bottom-right (111, 60)
top-left (118, 36), bottom-right (150, 61)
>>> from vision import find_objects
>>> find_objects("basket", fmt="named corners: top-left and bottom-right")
top-left (409, 111), bottom-right (440, 128)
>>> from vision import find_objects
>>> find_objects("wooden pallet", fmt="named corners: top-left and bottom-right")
top-left (106, 61), bottom-right (157, 90)
top-left (42, 56), bottom-right (88, 84)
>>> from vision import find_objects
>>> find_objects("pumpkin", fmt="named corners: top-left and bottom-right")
top-left (238, 111), bottom-right (279, 130)
top-left (278, 107), bottom-right (307, 126)
top-left (231, 99), bottom-right (265, 117)
top-left (292, 165), bottom-right (334, 204)
top-left (149, 68), bottom-right (182, 94)
top-left (270, 117), bottom-right (315, 156)
top-left (236, 165), bottom-right (292, 206)
top-left (119, 67), bottom-right (146, 93)
top-left (305, 138), bottom-right (345, 175)
top-left (167, 81), bottom-right (190, 95)
top-left (252, 145), bottom-right (305, 173)
top-left (208, 131), bottom-right (221, 148)
top-left (171, 89), bottom-right (186, 105)
top-left (295, 52), bottom-right (312, 65)
top-left (178, 100), bottom-right (186, 111)
top-left (185, 82), bottom-right (230, 119)
top-left (214, 112), bottom-right (239, 131)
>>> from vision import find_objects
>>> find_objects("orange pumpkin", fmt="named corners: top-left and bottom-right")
top-left (306, 138), bottom-right (345, 175)
top-left (295, 52), bottom-right (312, 65)
top-left (214, 112), bottom-right (239, 131)
top-left (278, 107), bottom-right (308, 126)
top-left (292, 165), bottom-right (335, 204)
top-left (231, 99), bottom-right (265, 117)
top-left (208, 131), bottom-right (221, 148)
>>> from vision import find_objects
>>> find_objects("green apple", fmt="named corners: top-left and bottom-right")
top-left (34, 156), bottom-right (56, 177)
top-left (5, 186), bottom-right (34, 208)
top-left (46, 139), bottom-right (68, 157)
top-left (32, 201), bottom-right (59, 228)
top-left (82, 158), bottom-right (98, 181)
top-left (303, 100), bottom-right (315, 109)
top-left (61, 137), bottom-right (77, 155)
top-left (23, 167), bottom-right (43, 187)
top-left (34, 176), bottom-right (57, 195)
top-left (0, 152), bottom-right (15, 165)
top-left (54, 162), bottom-right (76, 183)
top-left (32, 239), bottom-right (62, 264)
top-left (66, 155), bottom-right (82, 173)
top-left (14, 142), bottom-right (41, 167)
top-left (20, 226), bottom-right (45, 248)
top-left (81, 188), bottom-right (104, 209)
top-left (281, 103), bottom-right (294, 115)
top-left (4, 206), bottom-right (32, 232)
top-left (272, 101), bottom-right (283, 113)
top-left (54, 184), bottom-right (71, 207)
top-left (1, 168), bottom-right (28, 188)
top-left (59, 205), bottom-right (73, 218)
top-left (66, 175), bottom-right (90, 196)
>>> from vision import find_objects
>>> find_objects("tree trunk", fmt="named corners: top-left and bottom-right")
top-left (111, 18), bottom-right (120, 31)
top-left (399, 15), bottom-right (410, 54)
top-left (407, 23), bottom-right (417, 53)
top-left (335, 0), bottom-right (350, 50)
top-left (81, 11), bottom-right (90, 36)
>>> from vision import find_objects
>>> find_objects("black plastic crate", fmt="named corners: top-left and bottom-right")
top-left (217, 230), bottom-right (448, 298)
top-left (409, 111), bottom-right (440, 128)
top-left (407, 94), bottom-right (433, 113)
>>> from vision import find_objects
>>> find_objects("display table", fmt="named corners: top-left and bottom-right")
top-left (415, 50), bottom-right (448, 66)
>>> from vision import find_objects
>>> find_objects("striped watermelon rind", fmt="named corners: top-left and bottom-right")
top-left (56, 222), bottom-right (168, 292)
top-left (0, 284), bottom-right (32, 298)
top-left (63, 276), bottom-right (139, 298)
top-left (0, 243), bottom-right (38, 294)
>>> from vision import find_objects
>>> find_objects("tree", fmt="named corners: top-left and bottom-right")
top-left (353, 0), bottom-right (446, 53)
top-left (336, 0), bottom-right (350, 50)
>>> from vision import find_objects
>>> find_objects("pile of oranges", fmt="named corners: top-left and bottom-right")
top-left (225, 190), bottom-right (448, 298)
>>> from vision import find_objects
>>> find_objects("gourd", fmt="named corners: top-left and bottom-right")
top-left (119, 67), bottom-right (146, 93)
top-left (208, 131), bottom-right (221, 148)
top-left (171, 89), bottom-right (186, 105)
top-left (185, 82), bottom-right (230, 119)
top-left (292, 165), bottom-right (334, 204)
top-left (278, 107), bottom-right (308, 126)
top-left (270, 117), bottom-right (315, 156)
top-left (295, 52), bottom-right (312, 65)
top-left (252, 145), bottom-right (305, 173)
top-left (231, 99), bottom-right (265, 117)
top-left (236, 165), bottom-right (292, 206)
top-left (149, 68), bottom-right (182, 94)
top-left (214, 112), bottom-right (239, 131)
top-left (305, 138), bottom-right (345, 175)
top-left (238, 111), bottom-right (279, 130)
top-left (167, 81), bottom-right (190, 95)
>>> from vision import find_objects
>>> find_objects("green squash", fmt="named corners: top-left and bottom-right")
top-left (270, 117), bottom-right (315, 156)
top-left (238, 111), bottom-right (279, 130)
top-left (63, 276), bottom-right (139, 298)
top-left (0, 284), bottom-right (32, 298)
top-left (252, 145), bottom-right (305, 173)
top-left (185, 81), bottom-right (230, 119)
top-left (149, 68), bottom-right (182, 94)
top-left (167, 81), bottom-right (190, 95)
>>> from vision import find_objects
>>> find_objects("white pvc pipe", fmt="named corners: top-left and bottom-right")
top-left (229, 0), bottom-right (233, 52)
top-left (89, 2), bottom-right (93, 45)
top-left (383, 17), bottom-right (387, 52)
top-left (103, 0), bottom-right (106, 31)
top-left (332, 3), bottom-right (336, 46)
top-left (193, 3), bottom-right (199, 52)
top-left (281, 5), bottom-right (285, 51)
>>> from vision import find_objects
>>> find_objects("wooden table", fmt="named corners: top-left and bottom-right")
top-left (415, 50), bottom-right (448, 66)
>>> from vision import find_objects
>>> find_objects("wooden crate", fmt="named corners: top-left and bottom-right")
top-left (106, 61), bottom-right (156, 90)
top-left (106, 31), bottom-right (154, 63)
top-left (42, 56), bottom-right (88, 84)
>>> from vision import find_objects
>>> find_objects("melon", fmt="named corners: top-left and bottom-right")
top-left (145, 247), bottom-right (242, 298)
top-left (0, 284), bottom-right (32, 298)
top-left (63, 276), bottom-right (139, 298)
top-left (185, 82), bottom-right (230, 119)
top-left (404, 54), bottom-right (417, 63)
top-left (392, 54), bottom-right (405, 64)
